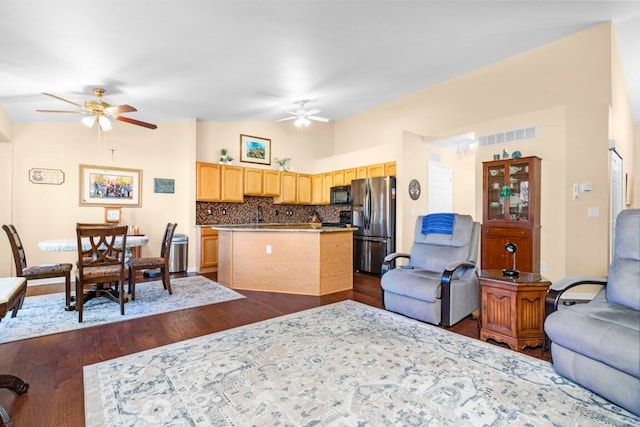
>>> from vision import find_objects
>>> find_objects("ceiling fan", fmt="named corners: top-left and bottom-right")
top-left (36, 88), bottom-right (157, 130)
top-left (277, 100), bottom-right (330, 127)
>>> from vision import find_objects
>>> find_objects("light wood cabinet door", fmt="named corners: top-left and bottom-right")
top-left (356, 166), bottom-right (368, 179)
top-left (344, 168), bottom-right (357, 184)
top-left (332, 170), bottom-right (345, 186)
top-left (263, 170), bottom-right (281, 196)
top-left (311, 174), bottom-right (324, 204)
top-left (196, 162), bottom-right (221, 201)
top-left (384, 162), bottom-right (396, 176)
top-left (321, 172), bottom-right (333, 204)
top-left (244, 167), bottom-right (263, 195)
top-left (297, 173), bottom-right (312, 204)
top-left (221, 165), bottom-right (244, 202)
top-left (275, 171), bottom-right (297, 204)
top-left (367, 163), bottom-right (385, 178)
top-left (200, 228), bottom-right (218, 271)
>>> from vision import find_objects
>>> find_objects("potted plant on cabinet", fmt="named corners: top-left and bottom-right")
top-left (273, 157), bottom-right (292, 171)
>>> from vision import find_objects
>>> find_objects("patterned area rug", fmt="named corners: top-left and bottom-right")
top-left (84, 300), bottom-right (639, 426)
top-left (0, 276), bottom-right (244, 344)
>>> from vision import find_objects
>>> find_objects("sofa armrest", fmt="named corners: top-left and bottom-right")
top-left (545, 276), bottom-right (607, 317)
top-left (381, 252), bottom-right (410, 275)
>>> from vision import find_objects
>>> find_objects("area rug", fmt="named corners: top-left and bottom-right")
top-left (84, 300), bottom-right (639, 426)
top-left (0, 276), bottom-right (244, 344)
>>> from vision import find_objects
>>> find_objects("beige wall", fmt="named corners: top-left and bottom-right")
top-left (1, 22), bottom-right (637, 284)
top-left (1, 120), bottom-right (196, 277)
top-left (330, 22), bottom-right (634, 281)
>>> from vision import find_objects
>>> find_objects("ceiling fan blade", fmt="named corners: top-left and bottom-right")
top-left (106, 104), bottom-right (137, 114)
top-left (308, 115), bottom-right (330, 123)
top-left (36, 109), bottom-right (81, 113)
top-left (305, 109), bottom-right (321, 116)
top-left (42, 92), bottom-right (82, 108)
top-left (115, 115), bottom-right (157, 130)
top-left (277, 116), bottom-right (297, 122)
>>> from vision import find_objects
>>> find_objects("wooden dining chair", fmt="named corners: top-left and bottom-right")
top-left (2, 224), bottom-right (74, 310)
top-left (75, 224), bottom-right (128, 322)
top-left (127, 223), bottom-right (177, 300)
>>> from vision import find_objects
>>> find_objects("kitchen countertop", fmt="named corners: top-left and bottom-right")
top-left (209, 223), bottom-right (355, 232)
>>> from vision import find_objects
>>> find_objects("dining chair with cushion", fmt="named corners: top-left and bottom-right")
top-left (75, 224), bottom-right (128, 322)
top-left (127, 223), bottom-right (177, 300)
top-left (2, 224), bottom-right (74, 310)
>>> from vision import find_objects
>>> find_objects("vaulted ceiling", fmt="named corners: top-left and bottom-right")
top-left (1, 1), bottom-right (639, 126)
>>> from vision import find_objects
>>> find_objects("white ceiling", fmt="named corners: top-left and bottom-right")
top-left (1, 1), bottom-right (639, 127)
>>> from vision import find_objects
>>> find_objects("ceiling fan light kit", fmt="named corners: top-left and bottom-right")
top-left (37, 88), bottom-right (157, 130)
top-left (278, 100), bottom-right (329, 127)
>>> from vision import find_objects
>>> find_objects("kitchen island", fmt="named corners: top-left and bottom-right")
top-left (212, 224), bottom-right (354, 296)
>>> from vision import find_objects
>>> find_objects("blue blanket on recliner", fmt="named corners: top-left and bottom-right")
top-left (422, 213), bottom-right (455, 235)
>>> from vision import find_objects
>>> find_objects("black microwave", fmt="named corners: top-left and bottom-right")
top-left (330, 185), bottom-right (351, 205)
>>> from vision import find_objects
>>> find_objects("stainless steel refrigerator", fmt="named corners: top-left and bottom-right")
top-left (351, 176), bottom-right (396, 275)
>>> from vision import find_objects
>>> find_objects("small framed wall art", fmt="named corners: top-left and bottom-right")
top-left (240, 134), bottom-right (271, 165)
top-left (104, 207), bottom-right (122, 224)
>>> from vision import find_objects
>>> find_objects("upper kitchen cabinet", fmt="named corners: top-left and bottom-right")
top-left (367, 163), bottom-right (385, 178)
top-left (481, 156), bottom-right (541, 273)
top-left (344, 168), bottom-right (357, 184)
top-left (332, 170), bottom-right (345, 187)
top-left (297, 173), bottom-right (312, 205)
top-left (221, 165), bottom-right (244, 202)
top-left (384, 162), bottom-right (396, 176)
top-left (274, 171), bottom-right (297, 204)
top-left (263, 170), bottom-right (281, 196)
top-left (196, 162), bottom-right (221, 201)
top-left (244, 167), bottom-right (263, 195)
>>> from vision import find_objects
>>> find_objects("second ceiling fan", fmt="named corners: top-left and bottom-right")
top-left (277, 100), bottom-right (329, 127)
top-left (37, 88), bottom-right (157, 130)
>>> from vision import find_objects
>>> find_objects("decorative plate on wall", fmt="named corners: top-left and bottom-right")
top-left (408, 179), bottom-right (421, 200)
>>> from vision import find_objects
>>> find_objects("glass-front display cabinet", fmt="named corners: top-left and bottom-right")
top-left (481, 156), bottom-right (541, 273)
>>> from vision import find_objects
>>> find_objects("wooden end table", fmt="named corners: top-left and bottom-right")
top-left (479, 269), bottom-right (551, 351)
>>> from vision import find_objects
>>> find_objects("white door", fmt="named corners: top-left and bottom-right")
top-left (610, 149), bottom-right (623, 261)
top-left (427, 161), bottom-right (453, 213)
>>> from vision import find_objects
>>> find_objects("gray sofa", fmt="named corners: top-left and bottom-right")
top-left (544, 208), bottom-right (640, 416)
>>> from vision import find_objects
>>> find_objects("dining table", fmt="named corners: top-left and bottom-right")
top-left (38, 235), bottom-right (149, 311)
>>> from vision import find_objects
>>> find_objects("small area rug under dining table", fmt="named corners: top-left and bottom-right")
top-left (84, 300), bottom-right (639, 426)
top-left (0, 276), bottom-right (244, 344)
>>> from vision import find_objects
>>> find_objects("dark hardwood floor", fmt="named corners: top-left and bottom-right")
top-left (0, 272), bottom-right (548, 426)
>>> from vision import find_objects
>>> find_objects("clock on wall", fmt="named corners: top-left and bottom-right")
top-left (408, 179), bottom-right (421, 200)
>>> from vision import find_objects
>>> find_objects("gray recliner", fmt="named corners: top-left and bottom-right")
top-left (544, 208), bottom-right (640, 416)
top-left (380, 214), bottom-right (480, 327)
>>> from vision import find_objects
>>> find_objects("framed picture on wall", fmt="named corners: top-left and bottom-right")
top-left (79, 164), bottom-right (142, 207)
top-left (240, 134), bottom-right (271, 165)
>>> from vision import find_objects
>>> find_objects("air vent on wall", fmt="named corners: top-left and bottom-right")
top-left (478, 126), bottom-right (537, 147)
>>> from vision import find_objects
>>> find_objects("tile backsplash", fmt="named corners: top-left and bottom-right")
top-left (196, 196), bottom-right (347, 225)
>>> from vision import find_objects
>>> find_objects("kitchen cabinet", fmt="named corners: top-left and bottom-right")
top-left (385, 161), bottom-right (396, 176)
top-left (367, 163), bottom-right (385, 178)
top-left (481, 156), bottom-right (541, 272)
top-left (356, 166), bottom-right (368, 179)
top-left (297, 173), bottom-right (312, 204)
top-left (332, 170), bottom-right (345, 186)
top-left (263, 170), bottom-right (280, 196)
top-left (311, 174), bottom-right (324, 205)
top-left (196, 162), bottom-right (221, 201)
top-left (344, 168), bottom-right (357, 184)
top-left (221, 165), bottom-right (244, 202)
top-left (274, 171), bottom-right (297, 204)
top-left (244, 167), bottom-right (263, 195)
top-left (199, 228), bottom-right (218, 272)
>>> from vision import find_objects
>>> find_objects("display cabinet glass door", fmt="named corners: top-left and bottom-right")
top-left (486, 161), bottom-right (531, 222)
